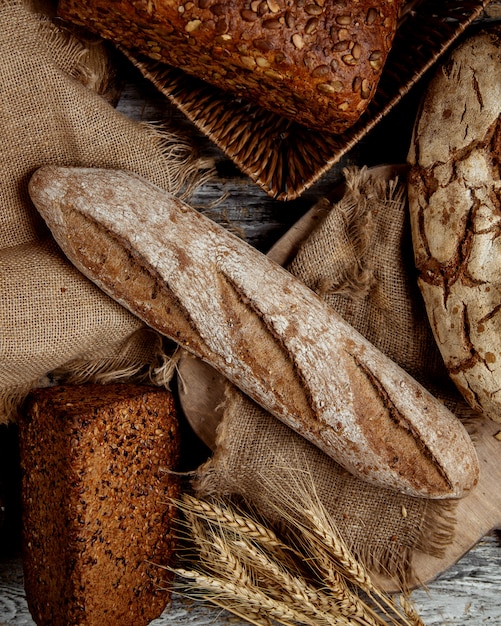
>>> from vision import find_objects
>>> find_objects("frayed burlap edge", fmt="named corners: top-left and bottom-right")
top-left (357, 500), bottom-right (458, 589)
top-left (27, 0), bottom-right (117, 97)
top-left (294, 166), bottom-right (407, 300)
top-left (50, 328), bottom-right (180, 387)
top-left (0, 328), bottom-right (181, 424)
top-left (138, 120), bottom-right (217, 199)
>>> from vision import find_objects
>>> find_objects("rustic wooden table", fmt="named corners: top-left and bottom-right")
top-left (1, 533), bottom-right (500, 625)
top-left (1, 9), bottom-right (501, 623)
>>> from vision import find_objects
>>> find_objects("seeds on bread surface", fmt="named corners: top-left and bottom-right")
top-left (57, 0), bottom-right (402, 132)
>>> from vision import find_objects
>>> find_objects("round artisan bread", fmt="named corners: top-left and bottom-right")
top-left (407, 26), bottom-right (501, 423)
top-left (57, 0), bottom-right (404, 133)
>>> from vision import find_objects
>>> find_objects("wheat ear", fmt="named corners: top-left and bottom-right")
top-left (297, 501), bottom-right (419, 626)
top-left (260, 459), bottom-right (425, 624)
top-left (314, 559), bottom-right (387, 626)
top-left (179, 493), bottom-right (285, 548)
top-left (181, 510), bottom-right (350, 626)
top-left (172, 493), bottom-right (424, 626)
top-left (177, 492), bottom-right (299, 566)
top-left (176, 567), bottom-right (351, 626)
top-left (231, 535), bottom-right (349, 625)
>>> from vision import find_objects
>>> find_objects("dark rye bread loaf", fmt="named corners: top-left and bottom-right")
top-left (56, 0), bottom-right (404, 133)
top-left (19, 383), bottom-right (180, 626)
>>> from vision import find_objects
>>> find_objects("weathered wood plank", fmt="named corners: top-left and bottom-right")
top-left (1, 535), bottom-right (500, 625)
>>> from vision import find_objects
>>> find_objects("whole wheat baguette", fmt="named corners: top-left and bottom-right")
top-left (28, 165), bottom-right (479, 499)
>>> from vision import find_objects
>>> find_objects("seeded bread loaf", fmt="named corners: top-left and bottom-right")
top-left (56, 0), bottom-right (404, 133)
top-left (19, 383), bottom-right (180, 626)
top-left (407, 28), bottom-right (501, 423)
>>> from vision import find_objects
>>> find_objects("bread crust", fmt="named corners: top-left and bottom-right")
top-left (407, 27), bottom-right (501, 423)
top-left (57, 0), bottom-right (403, 133)
top-left (20, 383), bottom-right (180, 626)
top-left (28, 165), bottom-right (479, 498)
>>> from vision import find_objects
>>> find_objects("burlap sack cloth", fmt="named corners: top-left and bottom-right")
top-left (0, 0), bottom-right (210, 423)
top-left (195, 166), bottom-right (478, 587)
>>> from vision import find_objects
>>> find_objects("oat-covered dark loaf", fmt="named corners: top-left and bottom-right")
top-left (57, 0), bottom-right (404, 133)
top-left (19, 383), bottom-right (180, 626)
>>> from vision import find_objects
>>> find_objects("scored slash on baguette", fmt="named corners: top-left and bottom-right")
top-left (28, 166), bottom-right (479, 499)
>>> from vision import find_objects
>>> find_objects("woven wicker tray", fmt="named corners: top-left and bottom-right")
top-left (128, 0), bottom-right (492, 201)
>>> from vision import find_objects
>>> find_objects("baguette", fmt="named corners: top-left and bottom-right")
top-left (28, 165), bottom-right (479, 498)
top-left (56, 0), bottom-right (403, 134)
top-left (407, 28), bottom-right (501, 423)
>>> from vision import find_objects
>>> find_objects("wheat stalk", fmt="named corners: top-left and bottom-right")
top-left (172, 492), bottom-right (424, 626)
top-left (231, 535), bottom-right (347, 625)
top-left (207, 598), bottom-right (277, 626)
top-left (206, 535), bottom-right (255, 588)
top-left (179, 493), bottom-right (286, 549)
top-left (314, 559), bottom-right (387, 626)
top-left (256, 459), bottom-right (426, 626)
top-left (177, 492), bottom-right (300, 567)
top-left (274, 481), bottom-right (422, 626)
top-left (305, 530), bottom-right (407, 626)
top-left (176, 567), bottom-right (351, 626)
top-left (181, 507), bottom-right (347, 625)
top-left (397, 595), bottom-right (426, 626)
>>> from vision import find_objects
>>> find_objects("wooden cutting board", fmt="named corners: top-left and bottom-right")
top-left (177, 165), bottom-right (501, 591)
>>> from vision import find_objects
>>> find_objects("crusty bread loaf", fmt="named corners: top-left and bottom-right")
top-left (29, 165), bottom-right (479, 499)
top-left (19, 383), bottom-right (180, 626)
top-left (56, 0), bottom-right (403, 133)
top-left (407, 27), bottom-right (501, 423)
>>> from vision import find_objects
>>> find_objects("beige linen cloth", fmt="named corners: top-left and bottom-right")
top-left (0, 0), bottom-right (209, 422)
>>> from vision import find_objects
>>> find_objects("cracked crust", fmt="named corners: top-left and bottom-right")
top-left (408, 27), bottom-right (501, 422)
